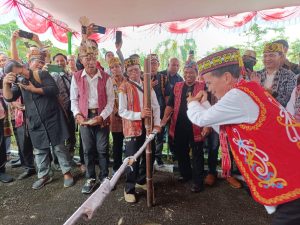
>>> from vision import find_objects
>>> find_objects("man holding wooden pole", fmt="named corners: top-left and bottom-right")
top-left (118, 57), bottom-right (161, 203)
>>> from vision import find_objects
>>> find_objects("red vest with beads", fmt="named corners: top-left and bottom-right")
top-left (223, 80), bottom-right (300, 206)
top-left (119, 81), bottom-right (143, 138)
top-left (169, 81), bottom-right (204, 142)
top-left (74, 69), bottom-right (109, 121)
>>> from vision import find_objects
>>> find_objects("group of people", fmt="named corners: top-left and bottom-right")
top-left (1, 20), bottom-right (300, 225)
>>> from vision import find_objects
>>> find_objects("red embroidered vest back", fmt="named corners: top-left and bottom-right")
top-left (224, 80), bottom-right (300, 205)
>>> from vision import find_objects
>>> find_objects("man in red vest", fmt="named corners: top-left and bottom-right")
top-left (161, 62), bottom-right (210, 192)
top-left (70, 39), bottom-right (114, 194)
top-left (187, 47), bottom-right (300, 225)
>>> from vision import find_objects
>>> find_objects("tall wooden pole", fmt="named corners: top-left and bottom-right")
top-left (143, 57), bottom-right (154, 207)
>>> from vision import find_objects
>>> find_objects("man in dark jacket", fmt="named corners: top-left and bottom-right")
top-left (148, 54), bottom-right (171, 166)
top-left (3, 60), bottom-right (74, 190)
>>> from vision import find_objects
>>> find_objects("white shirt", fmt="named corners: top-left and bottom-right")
top-left (286, 87), bottom-right (296, 115)
top-left (118, 80), bottom-right (161, 127)
top-left (264, 71), bottom-right (276, 89)
top-left (187, 88), bottom-right (259, 133)
top-left (70, 69), bottom-right (114, 120)
top-left (187, 88), bottom-right (277, 214)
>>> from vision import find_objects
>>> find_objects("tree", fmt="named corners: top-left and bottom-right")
top-left (154, 39), bottom-right (179, 70)
top-left (205, 45), bottom-right (229, 55)
top-left (0, 21), bottom-right (27, 59)
top-left (154, 38), bottom-right (197, 72)
top-left (288, 39), bottom-right (300, 64)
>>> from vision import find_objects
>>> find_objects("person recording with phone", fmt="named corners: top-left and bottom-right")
top-left (2, 60), bottom-right (74, 190)
top-left (104, 31), bottom-right (125, 75)
top-left (11, 30), bottom-right (46, 68)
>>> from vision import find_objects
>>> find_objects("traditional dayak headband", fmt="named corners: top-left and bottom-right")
top-left (78, 39), bottom-right (99, 57)
top-left (108, 57), bottom-right (121, 68)
top-left (28, 48), bottom-right (47, 63)
top-left (124, 58), bottom-right (140, 70)
top-left (263, 42), bottom-right (284, 54)
top-left (78, 16), bottom-right (99, 58)
top-left (197, 47), bottom-right (245, 76)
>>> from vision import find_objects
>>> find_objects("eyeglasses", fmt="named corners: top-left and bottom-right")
top-left (263, 53), bottom-right (280, 58)
top-left (82, 56), bottom-right (97, 62)
top-left (127, 67), bottom-right (140, 74)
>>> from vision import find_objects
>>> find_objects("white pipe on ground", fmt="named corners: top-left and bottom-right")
top-left (63, 133), bottom-right (156, 225)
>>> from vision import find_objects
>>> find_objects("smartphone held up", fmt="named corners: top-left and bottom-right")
top-left (18, 30), bottom-right (34, 40)
top-left (115, 31), bottom-right (122, 45)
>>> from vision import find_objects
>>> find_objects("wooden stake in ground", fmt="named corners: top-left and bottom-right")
top-left (143, 57), bottom-right (154, 207)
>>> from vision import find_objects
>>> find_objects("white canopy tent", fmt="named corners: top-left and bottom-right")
top-left (30, 0), bottom-right (300, 30)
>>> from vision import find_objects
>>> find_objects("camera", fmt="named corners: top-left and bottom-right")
top-left (16, 75), bottom-right (29, 85)
top-left (4, 60), bottom-right (28, 85)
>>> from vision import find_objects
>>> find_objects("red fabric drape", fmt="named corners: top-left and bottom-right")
top-left (1, 0), bottom-right (300, 43)
top-left (162, 18), bottom-right (208, 33)
top-left (258, 6), bottom-right (300, 20)
top-left (209, 12), bottom-right (256, 29)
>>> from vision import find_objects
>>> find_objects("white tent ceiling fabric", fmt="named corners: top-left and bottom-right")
top-left (29, 0), bottom-right (300, 31)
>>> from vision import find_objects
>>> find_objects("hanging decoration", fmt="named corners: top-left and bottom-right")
top-left (1, 0), bottom-right (300, 44)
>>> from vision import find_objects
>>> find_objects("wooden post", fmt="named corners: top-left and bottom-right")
top-left (143, 57), bottom-right (154, 207)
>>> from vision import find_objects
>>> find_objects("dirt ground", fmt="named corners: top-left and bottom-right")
top-left (0, 163), bottom-right (272, 225)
